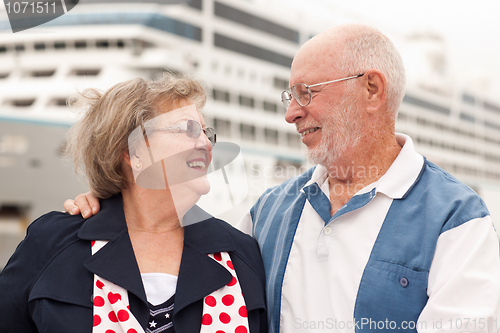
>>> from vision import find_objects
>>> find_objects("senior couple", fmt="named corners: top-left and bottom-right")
top-left (1, 24), bottom-right (499, 333)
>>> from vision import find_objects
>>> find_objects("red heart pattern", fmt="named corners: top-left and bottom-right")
top-left (91, 240), bottom-right (144, 333)
top-left (107, 292), bottom-right (121, 304)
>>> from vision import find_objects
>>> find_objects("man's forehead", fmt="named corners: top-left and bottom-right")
top-left (290, 36), bottom-right (344, 85)
top-left (290, 56), bottom-right (339, 85)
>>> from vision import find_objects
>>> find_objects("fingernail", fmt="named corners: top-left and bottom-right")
top-left (83, 210), bottom-right (90, 218)
top-left (92, 207), bottom-right (97, 214)
top-left (71, 208), bottom-right (77, 215)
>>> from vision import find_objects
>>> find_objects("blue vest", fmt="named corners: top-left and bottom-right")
top-left (249, 160), bottom-right (489, 333)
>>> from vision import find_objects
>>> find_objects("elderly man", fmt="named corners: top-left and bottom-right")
top-left (238, 24), bottom-right (500, 333)
top-left (65, 24), bottom-right (499, 333)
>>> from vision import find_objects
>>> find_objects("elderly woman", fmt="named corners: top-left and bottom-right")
top-left (0, 74), bottom-right (267, 333)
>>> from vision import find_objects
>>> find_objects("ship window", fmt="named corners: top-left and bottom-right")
top-left (0, 46), bottom-right (7, 53)
top-left (239, 95), bottom-right (255, 108)
top-left (187, 0), bottom-right (202, 10)
top-left (54, 41), bottom-right (66, 49)
top-left (416, 117), bottom-right (427, 126)
top-left (263, 101), bottom-right (277, 113)
top-left (485, 154), bottom-right (500, 163)
top-left (273, 77), bottom-right (288, 90)
top-left (484, 101), bottom-right (500, 114)
top-left (71, 69), bottom-right (101, 76)
top-left (132, 39), bottom-right (155, 49)
top-left (212, 89), bottom-right (230, 103)
top-left (14, 44), bottom-right (25, 52)
top-left (0, 134), bottom-right (29, 154)
top-left (34, 43), bottom-right (46, 51)
top-left (144, 15), bottom-right (202, 42)
top-left (117, 40), bottom-right (125, 48)
top-left (0, 205), bottom-right (29, 237)
top-left (403, 94), bottom-right (450, 115)
top-left (240, 124), bottom-right (256, 141)
top-left (214, 33), bottom-right (293, 68)
top-left (96, 40), bottom-right (109, 48)
top-left (462, 93), bottom-right (475, 105)
top-left (264, 128), bottom-right (278, 144)
top-left (214, 118), bottom-right (231, 137)
top-left (459, 112), bottom-right (475, 123)
top-left (48, 98), bottom-right (68, 106)
top-left (0, 73), bottom-right (9, 79)
top-left (486, 171), bottom-right (500, 180)
top-left (8, 99), bottom-right (35, 107)
top-left (75, 40), bottom-right (87, 49)
top-left (30, 70), bottom-right (56, 77)
top-left (275, 159), bottom-right (302, 179)
top-left (287, 132), bottom-right (301, 148)
top-left (25, 13), bottom-right (202, 42)
top-left (485, 121), bottom-right (500, 131)
top-left (214, 1), bottom-right (299, 43)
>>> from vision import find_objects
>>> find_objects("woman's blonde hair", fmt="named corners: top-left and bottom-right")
top-left (65, 73), bottom-right (207, 199)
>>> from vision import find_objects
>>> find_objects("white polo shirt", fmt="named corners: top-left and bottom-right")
top-left (240, 134), bottom-right (500, 333)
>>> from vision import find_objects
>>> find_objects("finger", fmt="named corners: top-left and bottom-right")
top-left (63, 199), bottom-right (80, 215)
top-left (74, 192), bottom-right (94, 218)
top-left (85, 192), bottom-right (101, 216)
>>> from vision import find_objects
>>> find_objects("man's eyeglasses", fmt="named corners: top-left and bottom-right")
top-left (280, 73), bottom-right (364, 109)
top-left (154, 120), bottom-right (216, 146)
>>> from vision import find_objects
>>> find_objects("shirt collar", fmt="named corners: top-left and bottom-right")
top-left (300, 133), bottom-right (424, 200)
top-left (376, 133), bottom-right (424, 199)
top-left (301, 165), bottom-right (329, 194)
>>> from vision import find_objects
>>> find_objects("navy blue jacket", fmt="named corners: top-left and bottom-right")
top-left (0, 195), bottom-right (267, 332)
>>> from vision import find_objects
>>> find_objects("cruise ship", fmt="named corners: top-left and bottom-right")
top-left (1, 0), bottom-right (499, 267)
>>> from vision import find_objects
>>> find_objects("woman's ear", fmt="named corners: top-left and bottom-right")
top-left (124, 151), bottom-right (143, 171)
top-left (363, 69), bottom-right (387, 114)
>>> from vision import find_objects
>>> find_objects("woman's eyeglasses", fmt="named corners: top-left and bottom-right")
top-left (154, 120), bottom-right (216, 146)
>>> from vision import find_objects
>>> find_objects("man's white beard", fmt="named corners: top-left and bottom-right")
top-left (306, 98), bottom-right (362, 167)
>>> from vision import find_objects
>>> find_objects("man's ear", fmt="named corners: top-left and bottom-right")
top-left (363, 69), bottom-right (387, 114)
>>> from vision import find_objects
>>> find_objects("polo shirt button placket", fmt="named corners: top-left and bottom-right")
top-left (323, 226), bottom-right (332, 235)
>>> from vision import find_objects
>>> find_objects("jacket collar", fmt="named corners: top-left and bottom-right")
top-left (78, 194), bottom-right (128, 241)
top-left (175, 219), bottom-right (236, 315)
top-left (77, 194), bottom-right (236, 252)
top-left (77, 194), bottom-right (238, 323)
top-left (78, 194), bottom-right (147, 306)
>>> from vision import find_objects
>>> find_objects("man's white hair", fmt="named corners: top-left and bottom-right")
top-left (337, 24), bottom-right (406, 115)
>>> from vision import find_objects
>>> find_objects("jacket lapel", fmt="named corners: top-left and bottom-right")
top-left (77, 194), bottom-right (149, 325)
top-left (83, 229), bottom-right (146, 303)
top-left (77, 196), bottom-right (260, 331)
top-left (174, 245), bottom-right (233, 313)
top-left (174, 219), bottom-right (235, 314)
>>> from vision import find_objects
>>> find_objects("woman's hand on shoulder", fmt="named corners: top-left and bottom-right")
top-left (63, 191), bottom-right (100, 218)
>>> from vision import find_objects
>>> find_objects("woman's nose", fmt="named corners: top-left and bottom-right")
top-left (195, 131), bottom-right (213, 152)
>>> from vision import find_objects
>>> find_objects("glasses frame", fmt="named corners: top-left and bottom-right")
top-left (281, 73), bottom-right (365, 109)
top-left (154, 119), bottom-right (216, 146)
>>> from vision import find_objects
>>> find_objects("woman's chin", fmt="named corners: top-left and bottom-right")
top-left (194, 178), bottom-right (211, 196)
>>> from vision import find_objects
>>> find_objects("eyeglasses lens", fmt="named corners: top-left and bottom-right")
top-left (281, 91), bottom-right (292, 109)
top-left (204, 128), bottom-right (216, 146)
top-left (186, 119), bottom-right (201, 139)
top-left (291, 84), bottom-right (310, 107)
top-left (187, 120), bottom-right (216, 146)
